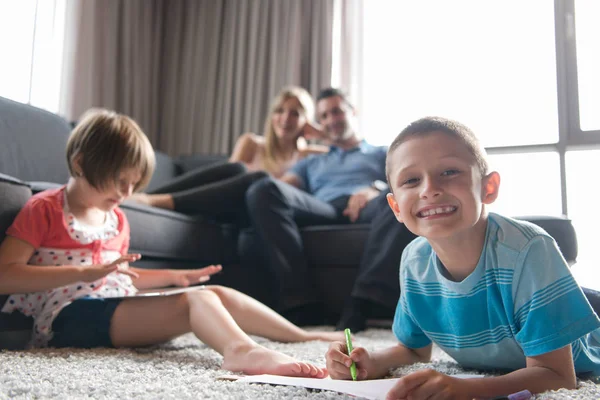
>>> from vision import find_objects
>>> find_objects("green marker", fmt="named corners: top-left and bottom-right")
top-left (344, 328), bottom-right (357, 381)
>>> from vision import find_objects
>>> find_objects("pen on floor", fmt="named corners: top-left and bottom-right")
top-left (490, 389), bottom-right (532, 400)
top-left (344, 328), bottom-right (357, 381)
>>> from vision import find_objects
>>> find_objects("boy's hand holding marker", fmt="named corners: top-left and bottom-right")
top-left (344, 328), bottom-right (357, 381)
top-left (326, 330), bottom-right (389, 381)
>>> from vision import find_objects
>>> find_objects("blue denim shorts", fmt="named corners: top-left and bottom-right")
top-left (49, 297), bottom-right (123, 348)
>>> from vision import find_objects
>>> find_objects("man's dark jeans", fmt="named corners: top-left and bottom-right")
top-left (244, 176), bottom-right (416, 313)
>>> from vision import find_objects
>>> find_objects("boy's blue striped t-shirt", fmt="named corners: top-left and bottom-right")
top-left (392, 213), bottom-right (600, 375)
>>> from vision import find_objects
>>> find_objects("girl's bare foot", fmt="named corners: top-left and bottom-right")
top-left (127, 193), bottom-right (174, 210)
top-left (221, 344), bottom-right (328, 378)
top-left (128, 193), bottom-right (152, 206)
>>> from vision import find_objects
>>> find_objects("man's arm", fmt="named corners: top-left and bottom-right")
top-left (343, 146), bottom-right (389, 222)
top-left (343, 186), bottom-right (382, 222)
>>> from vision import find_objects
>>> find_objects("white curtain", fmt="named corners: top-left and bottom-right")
top-left (59, 0), bottom-right (334, 156)
top-left (332, 0), bottom-right (363, 131)
top-left (59, 0), bottom-right (165, 147)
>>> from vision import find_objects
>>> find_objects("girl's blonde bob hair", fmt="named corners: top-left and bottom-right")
top-left (262, 86), bottom-right (314, 174)
top-left (66, 109), bottom-right (155, 192)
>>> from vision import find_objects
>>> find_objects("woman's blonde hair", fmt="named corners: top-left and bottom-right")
top-left (262, 86), bottom-right (314, 174)
top-left (66, 108), bottom-right (156, 192)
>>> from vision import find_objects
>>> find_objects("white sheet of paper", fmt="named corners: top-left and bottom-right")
top-left (105, 285), bottom-right (206, 298)
top-left (235, 373), bottom-right (484, 400)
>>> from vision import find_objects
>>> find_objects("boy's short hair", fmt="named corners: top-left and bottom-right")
top-left (385, 116), bottom-right (489, 184)
top-left (316, 87), bottom-right (355, 110)
top-left (66, 109), bottom-right (155, 192)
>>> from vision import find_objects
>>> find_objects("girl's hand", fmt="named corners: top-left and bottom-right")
top-left (171, 264), bottom-right (223, 287)
top-left (80, 254), bottom-right (141, 282)
top-left (385, 369), bottom-right (468, 400)
top-left (325, 341), bottom-right (374, 380)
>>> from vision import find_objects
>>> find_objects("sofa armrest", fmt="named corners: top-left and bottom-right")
top-left (0, 173), bottom-right (32, 244)
top-left (0, 173), bottom-right (34, 348)
top-left (28, 181), bottom-right (63, 193)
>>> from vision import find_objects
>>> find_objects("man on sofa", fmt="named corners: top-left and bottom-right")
top-left (245, 88), bottom-right (416, 332)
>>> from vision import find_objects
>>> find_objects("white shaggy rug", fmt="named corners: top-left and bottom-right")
top-left (1, 328), bottom-right (599, 399)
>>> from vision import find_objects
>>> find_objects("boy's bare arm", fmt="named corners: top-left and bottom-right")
top-left (386, 345), bottom-right (576, 399)
top-left (466, 345), bottom-right (576, 397)
top-left (370, 343), bottom-right (432, 377)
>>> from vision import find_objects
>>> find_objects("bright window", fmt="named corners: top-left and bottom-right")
top-left (0, 0), bottom-right (66, 113)
top-left (566, 150), bottom-right (600, 286)
top-left (362, 1), bottom-right (559, 148)
top-left (574, 0), bottom-right (600, 131)
top-left (487, 152), bottom-right (562, 217)
top-left (0, 1), bottom-right (37, 104)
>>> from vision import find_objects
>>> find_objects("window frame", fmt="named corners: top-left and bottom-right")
top-left (560, 0), bottom-right (600, 141)
top-left (484, 0), bottom-right (600, 217)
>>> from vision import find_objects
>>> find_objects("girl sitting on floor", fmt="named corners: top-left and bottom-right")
top-left (0, 109), bottom-right (342, 377)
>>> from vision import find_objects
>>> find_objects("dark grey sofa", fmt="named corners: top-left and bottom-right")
top-left (0, 96), bottom-right (580, 349)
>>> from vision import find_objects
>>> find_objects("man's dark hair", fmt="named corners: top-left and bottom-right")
top-left (316, 87), bottom-right (354, 110)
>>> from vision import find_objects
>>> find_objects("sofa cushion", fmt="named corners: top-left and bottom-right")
top-left (237, 224), bottom-right (371, 313)
top-left (145, 151), bottom-right (180, 193)
top-left (302, 224), bottom-right (369, 265)
top-left (175, 154), bottom-right (228, 175)
top-left (0, 96), bottom-right (70, 184)
top-left (238, 224), bottom-right (369, 267)
top-left (121, 201), bottom-right (236, 264)
top-left (28, 181), bottom-right (63, 193)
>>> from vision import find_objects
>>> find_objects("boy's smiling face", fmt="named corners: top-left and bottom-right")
top-left (386, 131), bottom-right (499, 240)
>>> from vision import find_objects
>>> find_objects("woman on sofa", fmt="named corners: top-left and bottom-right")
top-left (129, 86), bottom-right (327, 218)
